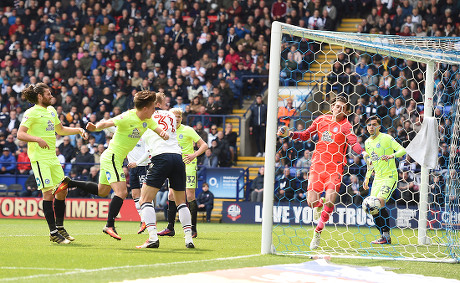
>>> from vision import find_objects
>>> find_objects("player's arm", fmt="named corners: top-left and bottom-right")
top-left (152, 125), bottom-right (169, 140)
top-left (344, 126), bottom-right (364, 154)
top-left (184, 138), bottom-right (208, 164)
top-left (128, 151), bottom-right (150, 168)
top-left (362, 151), bottom-right (374, 191)
top-left (55, 123), bottom-right (89, 140)
top-left (278, 117), bottom-right (318, 140)
top-left (17, 125), bottom-right (49, 149)
top-left (381, 136), bottom-right (406, 161)
top-left (86, 119), bottom-right (115, 132)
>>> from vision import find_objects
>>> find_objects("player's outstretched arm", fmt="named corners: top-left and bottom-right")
top-left (17, 126), bottom-right (49, 149)
top-left (86, 120), bottom-right (115, 132)
top-left (55, 123), bottom-right (89, 140)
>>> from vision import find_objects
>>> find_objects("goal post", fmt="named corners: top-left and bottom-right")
top-left (261, 22), bottom-right (460, 263)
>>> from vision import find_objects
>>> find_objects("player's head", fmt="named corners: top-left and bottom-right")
top-left (170, 108), bottom-right (183, 125)
top-left (22, 83), bottom-right (52, 106)
top-left (331, 96), bottom-right (349, 119)
top-left (155, 92), bottom-right (167, 110)
top-left (134, 90), bottom-right (156, 118)
top-left (366, 115), bottom-right (381, 136)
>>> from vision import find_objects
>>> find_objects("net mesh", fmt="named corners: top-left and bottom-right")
top-left (271, 24), bottom-right (460, 262)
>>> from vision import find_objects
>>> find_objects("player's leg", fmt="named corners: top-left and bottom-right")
top-left (169, 154), bottom-right (194, 248)
top-left (307, 169), bottom-right (323, 220)
top-left (137, 183), bottom-right (161, 248)
top-left (158, 188), bottom-right (176, 236)
top-left (102, 181), bottom-right (128, 240)
top-left (371, 178), bottom-right (397, 244)
top-left (186, 163), bottom-right (198, 237)
top-left (50, 160), bottom-right (75, 241)
top-left (32, 160), bottom-right (70, 244)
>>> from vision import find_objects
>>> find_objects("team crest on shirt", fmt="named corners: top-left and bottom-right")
top-left (332, 127), bottom-right (338, 133)
top-left (128, 128), bottom-right (141, 138)
top-left (321, 130), bottom-right (333, 142)
top-left (142, 122), bottom-right (147, 128)
top-left (46, 120), bottom-right (55, 131)
top-left (45, 179), bottom-right (50, 184)
top-left (179, 134), bottom-right (183, 139)
top-left (106, 171), bottom-right (111, 180)
top-left (376, 143), bottom-right (381, 148)
top-left (51, 112), bottom-right (55, 117)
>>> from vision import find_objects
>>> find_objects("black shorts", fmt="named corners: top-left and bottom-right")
top-left (129, 165), bottom-right (148, 190)
top-left (145, 153), bottom-right (186, 191)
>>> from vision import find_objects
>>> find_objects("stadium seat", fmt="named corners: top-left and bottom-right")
top-left (0, 183), bottom-right (7, 196)
top-left (7, 184), bottom-right (23, 196)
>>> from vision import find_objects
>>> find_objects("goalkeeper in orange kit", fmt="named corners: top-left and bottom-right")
top-left (277, 96), bottom-right (363, 249)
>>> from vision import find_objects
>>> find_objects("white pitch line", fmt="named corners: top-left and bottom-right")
top-left (0, 267), bottom-right (84, 271)
top-left (0, 254), bottom-right (261, 282)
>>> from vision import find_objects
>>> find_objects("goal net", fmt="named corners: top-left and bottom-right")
top-left (261, 22), bottom-right (460, 263)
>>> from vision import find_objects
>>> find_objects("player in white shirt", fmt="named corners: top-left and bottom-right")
top-left (137, 92), bottom-right (194, 249)
top-left (126, 135), bottom-right (151, 234)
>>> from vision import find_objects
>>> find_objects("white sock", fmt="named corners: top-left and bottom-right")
top-left (141, 202), bottom-right (158, 241)
top-left (177, 203), bottom-right (192, 241)
top-left (134, 198), bottom-right (142, 217)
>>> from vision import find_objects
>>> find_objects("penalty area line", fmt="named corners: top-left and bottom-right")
top-left (0, 254), bottom-right (262, 282)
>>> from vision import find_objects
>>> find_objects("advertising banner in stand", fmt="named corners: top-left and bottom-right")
top-left (221, 201), bottom-right (457, 229)
top-left (0, 197), bottom-right (139, 221)
top-left (206, 168), bottom-right (245, 199)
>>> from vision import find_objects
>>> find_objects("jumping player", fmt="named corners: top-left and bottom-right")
top-left (137, 92), bottom-right (195, 249)
top-left (363, 115), bottom-right (406, 244)
top-left (277, 96), bottom-right (363, 249)
top-left (18, 83), bottom-right (88, 244)
top-left (157, 108), bottom-right (208, 238)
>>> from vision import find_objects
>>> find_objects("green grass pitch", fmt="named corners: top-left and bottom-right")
top-left (0, 219), bottom-right (458, 282)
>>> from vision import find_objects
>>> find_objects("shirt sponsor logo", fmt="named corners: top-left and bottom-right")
top-left (321, 130), bottom-right (333, 142)
top-left (128, 128), bottom-right (141, 138)
top-left (36, 177), bottom-right (41, 187)
top-left (46, 120), bottom-right (55, 131)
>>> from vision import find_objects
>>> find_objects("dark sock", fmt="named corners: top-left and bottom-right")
top-left (188, 200), bottom-right (198, 232)
top-left (43, 200), bottom-right (57, 232)
top-left (54, 199), bottom-right (66, 227)
top-left (68, 180), bottom-right (99, 195)
top-left (106, 196), bottom-right (124, 227)
top-left (167, 200), bottom-right (176, 230)
top-left (373, 213), bottom-right (385, 235)
top-left (380, 207), bottom-right (390, 233)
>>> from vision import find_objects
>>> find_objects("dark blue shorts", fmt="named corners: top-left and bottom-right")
top-left (145, 153), bottom-right (186, 191)
top-left (128, 165), bottom-right (148, 190)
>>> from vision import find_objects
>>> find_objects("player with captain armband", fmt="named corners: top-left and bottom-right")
top-left (277, 96), bottom-right (363, 249)
top-left (126, 134), bottom-right (151, 234)
top-left (363, 116), bottom-right (406, 244)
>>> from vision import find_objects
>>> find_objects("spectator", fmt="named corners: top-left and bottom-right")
top-left (58, 136), bottom-right (76, 163)
top-left (196, 182), bottom-right (214, 223)
top-left (249, 94), bottom-right (267, 157)
top-left (347, 174), bottom-right (364, 205)
top-left (4, 134), bottom-right (18, 153)
top-left (74, 145), bottom-right (94, 176)
top-left (277, 97), bottom-right (296, 127)
top-left (224, 123), bottom-right (238, 165)
top-left (215, 131), bottom-right (232, 167)
top-left (250, 166), bottom-right (264, 202)
top-left (155, 180), bottom-right (169, 209)
top-left (16, 144), bottom-right (31, 174)
top-left (20, 174), bottom-right (39, 197)
top-left (56, 148), bottom-right (66, 166)
top-left (296, 150), bottom-right (312, 168)
top-left (398, 171), bottom-right (418, 205)
top-left (0, 147), bottom-right (16, 174)
top-left (67, 169), bottom-right (91, 198)
top-left (276, 167), bottom-right (296, 202)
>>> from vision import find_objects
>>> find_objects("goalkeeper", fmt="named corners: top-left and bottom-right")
top-left (277, 96), bottom-right (363, 250)
top-left (363, 115), bottom-right (406, 245)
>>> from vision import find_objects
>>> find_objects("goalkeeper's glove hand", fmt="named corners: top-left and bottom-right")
top-left (277, 126), bottom-right (290, 138)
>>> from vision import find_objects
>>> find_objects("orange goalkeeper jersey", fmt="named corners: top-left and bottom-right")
top-left (291, 115), bottom-right (363, 172)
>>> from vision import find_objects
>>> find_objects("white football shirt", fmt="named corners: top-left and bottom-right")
top-left (127, 134), bottom-right (150, 166)
top-left (144, 109), bottom-right (182, 157)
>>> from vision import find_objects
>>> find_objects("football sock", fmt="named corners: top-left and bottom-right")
top-left (314, 198), bottom-right (324, 208)
top-left (315, 205), bottom-right (334, 233)
top-left (54, 199), bottom-right (66, 227)
top-left (177, 203), bottom-right (192, 238)
top-left (68, 180), bottom-right (99, 195)
top-left (188, 200), bottom-right (198, 232)
top-left (43, 200), bottom-right (57, 232)
top-left (167, 200), bottom-right (176, 230)
top-left (106, 195), bottom-right (124, 228)
top-left (380, 207), bottom-right (390, 234)
top-left (372, 212), bottom-right (385, 235)
top-left (134, 198), bottom-right (141, 218)
top-left (141, 202), bottom-right (158, 241)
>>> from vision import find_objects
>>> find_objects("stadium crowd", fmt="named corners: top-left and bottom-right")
top-left (0, 0), bottom-right (457, 206)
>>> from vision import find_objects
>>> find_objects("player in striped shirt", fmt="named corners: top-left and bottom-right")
top-left (278, 96), bottom-right (363, 249)
top-left (18, 83), bottom-right (88, 244)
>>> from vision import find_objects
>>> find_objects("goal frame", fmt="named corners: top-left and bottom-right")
top-left (261, 21), bottom-right (458, 263)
